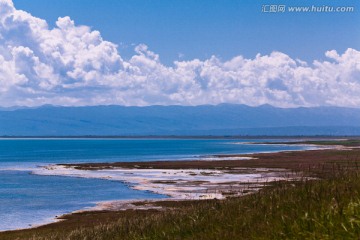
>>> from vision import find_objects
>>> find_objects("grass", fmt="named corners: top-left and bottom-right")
top-left (2, 141), bottom-right (360, 239)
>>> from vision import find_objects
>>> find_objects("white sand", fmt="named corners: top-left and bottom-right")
top-left (33, 165), bottom-right (296, 201)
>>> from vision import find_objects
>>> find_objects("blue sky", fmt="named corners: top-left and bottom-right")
top-left (13, 0), bottom-right (360, 64)
top-left (0, 0), bottom-right (359, 107)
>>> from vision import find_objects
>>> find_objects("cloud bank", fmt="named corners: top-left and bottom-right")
top-left (0, 0), bottom-right (359, 108)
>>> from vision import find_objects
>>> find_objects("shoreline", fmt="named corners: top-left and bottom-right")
top-left (58, 143), bottom-right (344, 171)
top-left (2, 140), bottom-right (357, 234)
top-left (0, 139), bottom-right (312, 232)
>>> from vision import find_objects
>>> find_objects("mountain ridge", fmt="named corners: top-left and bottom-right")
top-left (1, 104), bottom-right (360, 136)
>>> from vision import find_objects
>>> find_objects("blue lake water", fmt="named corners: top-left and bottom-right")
top-left (0, 138), bottom-right (309, 231)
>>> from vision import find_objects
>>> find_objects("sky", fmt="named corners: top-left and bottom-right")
top-left (0, 0), bottom-right (359, 107)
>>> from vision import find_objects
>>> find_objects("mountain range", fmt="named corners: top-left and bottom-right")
top-left (1, 104), bottom-right (360, 136)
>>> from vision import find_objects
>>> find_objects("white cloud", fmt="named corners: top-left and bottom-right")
top-left (0, 0), bottom-right (360, 108)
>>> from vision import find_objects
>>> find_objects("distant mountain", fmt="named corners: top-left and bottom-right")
top-left (1, 104), bottom-right (360, 136)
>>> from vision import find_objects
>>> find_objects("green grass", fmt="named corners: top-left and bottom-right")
top-left (2, 161), bottom-right (360, 240)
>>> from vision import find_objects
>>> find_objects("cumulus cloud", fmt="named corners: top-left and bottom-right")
top-left (0, 0), bottom-right (360, 108)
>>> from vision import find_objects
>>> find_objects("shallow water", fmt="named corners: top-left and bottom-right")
top-left (0, 138), bottom-right (309, 231)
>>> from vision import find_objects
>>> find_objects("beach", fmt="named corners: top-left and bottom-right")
top-left (1, 139), bottom-right (359, 239)
top-left (0, 138), bottom-right (314, 232)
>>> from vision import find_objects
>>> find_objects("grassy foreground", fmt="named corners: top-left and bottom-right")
top-left (2, 140), bottom-right (360, 239)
